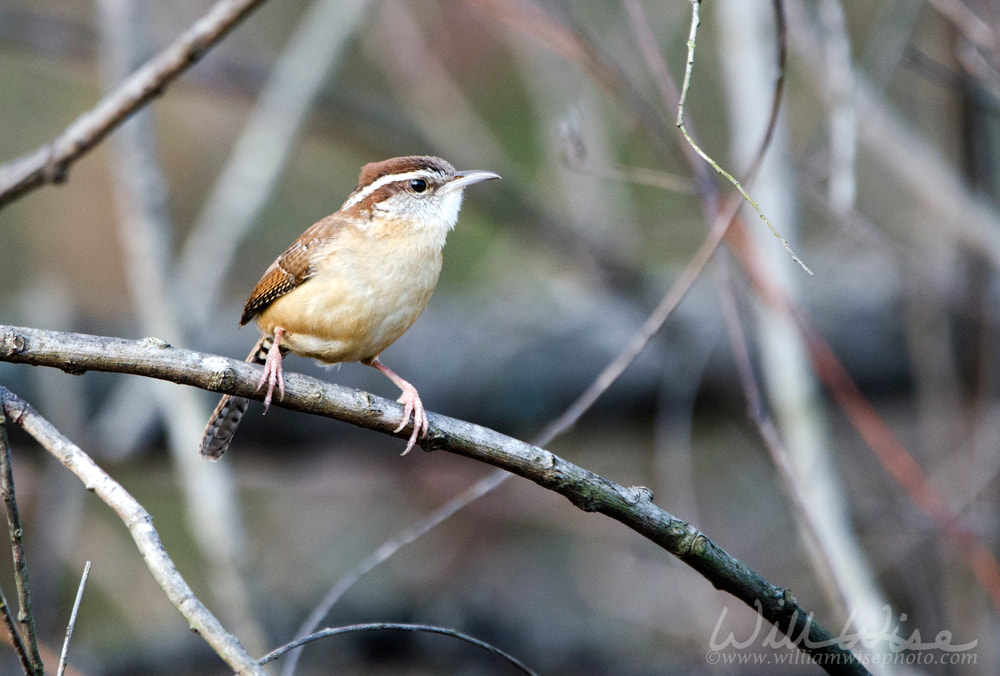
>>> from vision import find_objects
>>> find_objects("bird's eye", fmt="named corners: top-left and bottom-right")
top-left (409, 178), bottom-right (428, 193)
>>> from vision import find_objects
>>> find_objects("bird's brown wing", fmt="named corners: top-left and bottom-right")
top-left (239, 215), bottom-right (344, 326)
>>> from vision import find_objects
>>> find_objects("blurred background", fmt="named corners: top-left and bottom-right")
top-left (1, 0), bottom-right (999, 673)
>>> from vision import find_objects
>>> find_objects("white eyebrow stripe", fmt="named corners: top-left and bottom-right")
top-left (342, 169), bottom-right (441, 209)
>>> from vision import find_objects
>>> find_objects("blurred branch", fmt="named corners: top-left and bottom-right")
top-left (561, 156), bottom-right (695, 193)
top-left (535, 199), bottom-right (734, 443)
top-left (0, 582), bottom-right (31, 675)
top-left (97, 0), bottom-right (263, 654)
top-left (281, 468), bottom-right (509, 675)
top-left (956, 39), bottom-right (1000, 106)
top-left (0, 0), bottom-right (268, 211)
top-left (818, 0), bottom-right (857, 215)
top-left (800, 317), bottom-right (1000, 610)
top-left (464, 0), bottom-right (674, 156)
top-left (0, 385), bottom-right (265, 676)
top-left (377, 2), bottom-right (508, 170)
top-left (0, 411), bottom-right (34, 676)
top-left (716, 0), bottom-right (892, 649)
top-left (0, 402), bottom-right (42, 674)
top-left (0, 325), bottom-right (865, 674)
top-left (177, 0), bottom-right (371, 326)
top-left (261, 622), bottom-right (536, 674)
top-left (723, 205), bottom-right (1000, 610)
top-left (789, 6), bottom-right (1000, 269)
top-left (56, 560), bottom-right (91, 676)
top-left (925, 0), bottom-right (996, 50)
top-left (714, 250), bottom-right (844, 600)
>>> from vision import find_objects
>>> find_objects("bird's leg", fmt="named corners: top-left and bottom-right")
top-left (365, 357), bottom-right (428, 455)
top-left (257, 327), bottom-right (286, 413)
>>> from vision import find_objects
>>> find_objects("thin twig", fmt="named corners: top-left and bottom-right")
top-left (0, 582), bottom-right (32, 675)
top-left (57, 560), bottom-right (92, 676)
top-left (0, 385), bottom-right (266, 675)
top-left (0, 329), bottom-right (866, 674)
top-left (534, 199), bottom-right (737, 444)
top-left (0, 398), bottom-right (43, 674)
top-left (0, 0), bottom-right (269, 210)
top-left (797, 317), bottom-right (1000, 609)
top-left (464, 0), bottom-right (674, 156)
top-left (262, 622), bottom-right (537, 674)
top-left (0, 414), bottom-right (31, 676)
top-left (676, 0), bottom-right (812, 274)
top-left (279, 468), bottom-right (509, 676)
top-left (560, 145), bottom-right (695, 193)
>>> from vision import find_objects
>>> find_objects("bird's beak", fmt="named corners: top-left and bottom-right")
top-left (440, 169), bottom-right (502, 195)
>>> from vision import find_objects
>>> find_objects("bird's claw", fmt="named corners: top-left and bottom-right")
top-left (395, 386), bottom-right (429, 455)
top-left (257, 329), bottom-right (286, 413)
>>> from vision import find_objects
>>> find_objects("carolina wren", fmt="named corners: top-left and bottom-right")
top-left (200, 156), bottom-right (500, 459)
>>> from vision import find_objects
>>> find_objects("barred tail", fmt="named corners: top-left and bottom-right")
top-left (199, 334), bottom-right (272, 460)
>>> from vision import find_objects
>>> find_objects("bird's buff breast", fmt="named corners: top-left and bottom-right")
top-left (255, 233), bottom-right (444, 364)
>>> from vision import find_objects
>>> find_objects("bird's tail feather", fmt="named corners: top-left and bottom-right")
top-left (199, 334), bottom-right (273, 460)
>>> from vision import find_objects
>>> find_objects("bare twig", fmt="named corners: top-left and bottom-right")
top-left (57, 560), bottom-right (92, 676)
top-left (0, 385), bottom-right (266, 675)
top-left (0, 398), bottom-right (43, 674)
top-left (675, 0), bottom-right (811, 274)
top-left (0, 0), bottom-right (269, 210)
top-left (534, 201), bottom-right (736, 444)
top-left (262, 622), bottom-right (536, 674)
top-left (0, 582), bottom-right (32, 675)
top-left (0, 326), bottom-right (865, 674)
top-left (280, 468), bottom-right (509, 676)
top-left (0, 412), bottom-right (32, 676)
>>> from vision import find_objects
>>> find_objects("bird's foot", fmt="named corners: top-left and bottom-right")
top-left (366, 357), bottom-right (429, 454)
top-left (395, 383), bottom-right (429, 455)
top-left (257, 327), bottom-right (286, 413)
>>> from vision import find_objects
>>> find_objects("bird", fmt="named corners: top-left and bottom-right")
top-left (200, 155), bottom-right (500, 460)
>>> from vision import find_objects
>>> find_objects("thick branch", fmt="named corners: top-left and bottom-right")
top-left (0, 325), bottom-right (864, 673)
top-left (0, 0), bottom-right (269, 210)
top-left (0, 384), bottom-right (265, 676)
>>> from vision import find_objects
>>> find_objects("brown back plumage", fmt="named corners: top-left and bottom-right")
top-left (239, 217), bottom-right (342, 326)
